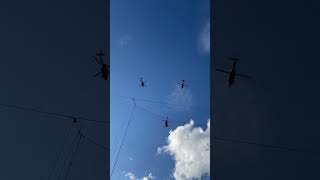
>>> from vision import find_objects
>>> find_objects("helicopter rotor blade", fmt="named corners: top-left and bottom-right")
top-left (215, 62), bottom-right (232, 67)
top-left (216, 68), bottom-right (230, 74)
top-left (235, 73), bottom-right (251, 79)
top-left (93, 72), bottom-right (102, 77)
top-left (92, 56), bottom-right (102, 65)
top-left (96, 49), bottom-right (104, 55)
top-left (226, 57), bottom-right (239, 61)
top-left (99, 56), bottom-right (104, 64)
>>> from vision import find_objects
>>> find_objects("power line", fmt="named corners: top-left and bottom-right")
top-left (111, 103), bottom-right (136, 177)
top-left (0, 102), bottom-right (108, 124)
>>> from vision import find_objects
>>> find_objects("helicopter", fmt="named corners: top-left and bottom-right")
top-left (216, 57), bottom-right (251, 88)
top-left (139, 77), bottom-right (147, 87)
top-left (162, 116), bottom-right (169, 128)
top-left (92, 51), bottom-right (109, 80)
top-left (177, 80), bottom-right (188, 89)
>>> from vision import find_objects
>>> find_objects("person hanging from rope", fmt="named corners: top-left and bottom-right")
top-left (139, 77), bottom-right (147, 87)
top-left (177, 80), bottom-right (188, 89)
top-left (163, 116), bottom-right (169, 128)
top-left (92, 50), bottom-right (109, 80)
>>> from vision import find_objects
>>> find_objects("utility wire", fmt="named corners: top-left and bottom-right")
top-left (0, 102), bottom-right (107, 124)
top-left (111, 103), bottom-right (136, 177)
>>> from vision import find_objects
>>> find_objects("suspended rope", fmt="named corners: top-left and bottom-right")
top-left (48, 127), bottom-right (108, 180)
top-left (132, 102), bottom-right (302, 153)
top-left (0, 102), bottom-right (107, 124)
top-left (135, 105), bottom-right (166, 119)
top-left (111, 103), bottom-right (136, 177)
top-left (83, 133), bottom-right (108, 151)
top-left (65, 134), bottom-right (84, 180)
top-left (62, 130), bottom-right (84, 180)
top-left (117, 95), bottom-right (202, 111)
top-left (135, 104), bottom-right (191, 126)
top-left (56, 129), bottom-right (80, 180)
top-left (214, 136), bottom-right (304, 152)
top-left (48, 121), bottom-right (77, 180)
top-left (111, 101), bottom-right (135, 159)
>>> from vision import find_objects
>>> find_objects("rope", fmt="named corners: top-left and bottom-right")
top-left (110, 104), bottom-right (136, 177)
top-left (0, 103), bottom-right (107, 124)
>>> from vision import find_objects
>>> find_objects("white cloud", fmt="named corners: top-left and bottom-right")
top-left (165, 86), bottom-right (193, 112)
top-left (128, 157), bottom-right (134, 161)
top-left (119, 35), bottom-right (133, 47)
top-left (157, 119), bottom-right (210, 180)
top-left (157, 146), bottom-right (165, 155)
top-left (198, 19), bottom-right (210, 54)
top-left (125, 172), bottom-right (137, 180)
top-left (125, 172), bottom-right (156, 180)
top-left (141, 173), bottom-right (155, 180)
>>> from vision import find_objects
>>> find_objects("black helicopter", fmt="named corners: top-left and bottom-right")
top-left (177, 80), bottom-right (188, 89)
top-left (139, 77), bottom-right (147, 87)
top-left (92, 51), bottom-right (109, 80)
top-left (162, 117), bottom-right (169, 128)
top-left (216, 57), bottom-right (251, 88)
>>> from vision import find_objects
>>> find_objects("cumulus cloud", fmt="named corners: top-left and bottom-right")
top-left (157, 119), bottom-right (210, 180)
top-left (119, 35), bottom-right (133, 47)
top-left (198, 19), bottom-right (210, 54)
top-left (165, 86), bottom-right (193, 112)
top-left (125, 172), bottom-right (155, 180)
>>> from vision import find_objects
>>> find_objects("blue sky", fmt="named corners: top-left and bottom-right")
top-left (110, 0), bottom-right (210, 179)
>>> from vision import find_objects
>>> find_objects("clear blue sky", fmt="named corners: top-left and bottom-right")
top-left (110, 0), bottom-right (210, 179)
